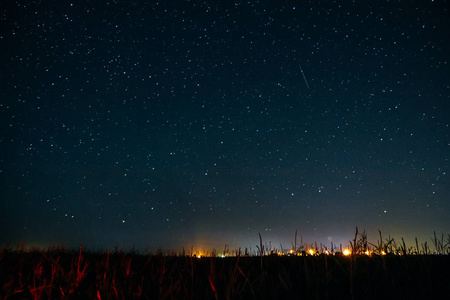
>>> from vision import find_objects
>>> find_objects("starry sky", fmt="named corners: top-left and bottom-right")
top-left (1, 1), bottom-right (449, 252)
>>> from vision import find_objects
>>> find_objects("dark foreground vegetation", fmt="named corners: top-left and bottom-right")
top-left (1, 230), bottom-right (450, 300)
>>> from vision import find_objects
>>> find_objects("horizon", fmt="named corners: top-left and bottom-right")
top-left (3, 228), bottom-right (448, 255)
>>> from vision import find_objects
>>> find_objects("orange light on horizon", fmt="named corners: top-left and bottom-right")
top-left (308, 249), bottom-right (315, 256)
top-left (343, 249), bottom-right (351, 256)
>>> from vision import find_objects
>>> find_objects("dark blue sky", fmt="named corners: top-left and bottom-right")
top-left (1, 1), bottom-right (449, 252)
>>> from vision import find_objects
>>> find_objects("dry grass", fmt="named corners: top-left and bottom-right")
top-left (1, 229), bottom-right (449, 299)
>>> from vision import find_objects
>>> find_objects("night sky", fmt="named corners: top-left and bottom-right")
top-left (1, 1), bottom-right (449, 252)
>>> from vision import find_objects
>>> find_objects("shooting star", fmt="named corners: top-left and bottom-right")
top-left (299, 64), bottom-right (310, 90)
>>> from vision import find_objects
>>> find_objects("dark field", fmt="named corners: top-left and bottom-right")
top-left (1, 246), bottom-right (449, 300)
